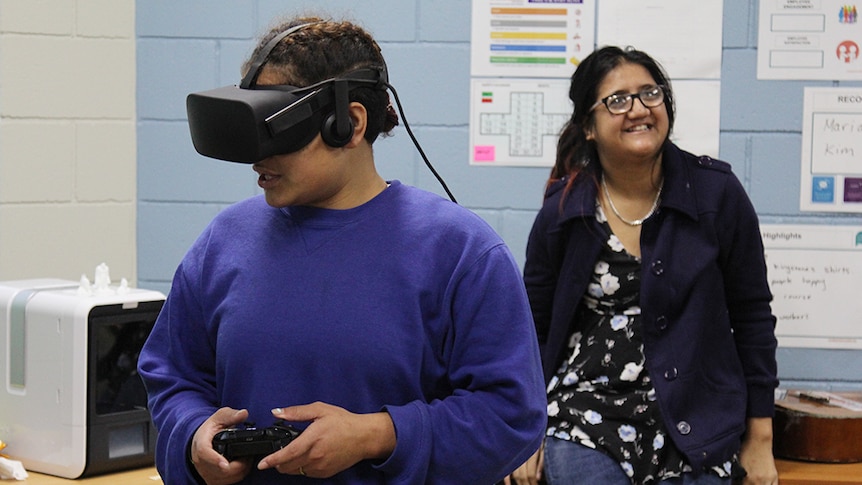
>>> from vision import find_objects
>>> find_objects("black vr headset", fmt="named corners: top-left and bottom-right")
top-left (185, 22), bottom-right (456, 202)
top-left (186, 23), bottom-right (388, 163)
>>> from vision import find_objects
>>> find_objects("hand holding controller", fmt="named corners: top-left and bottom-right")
top-left (212, 421), bottom-right (302, 461)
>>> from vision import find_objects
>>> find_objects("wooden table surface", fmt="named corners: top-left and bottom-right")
top-left (776, 458), bottom-right (862, 484)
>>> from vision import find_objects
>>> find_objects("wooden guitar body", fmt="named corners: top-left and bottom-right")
top-left (773, 391), bottom-right (862, 463)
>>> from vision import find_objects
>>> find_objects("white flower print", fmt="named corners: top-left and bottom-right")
top-left (568, 331), bottom-right (582, 348)
top-left (596, 203), bottom-right (608, 223)
top-left (599, 272), bottom-right (620, 295)
top-left (618, 424), bottom-right (637, 443)
top-left (571, 426), bottom-right (595, 448)
top-left (587, 282), bottom-right (604, 299)
top-left (653, 432), bottom-right (665, 450)
top-left (577, 381), bottom-right (596, 391)
top-left (607, 234), bottom-right (625, 253)
top-left (593, 375), bottom-right (610, 386)
top-left (620, 361), bottom-right (643, 381)
top-left (621, 461), bottom-right (634, 477)
top-left (548, 401), bottom-right (560, 417)
top-left (610, 315), bottom-right (628, 331)
top-left (601, 353), bottom-right (613, 366)
top-left (594, 260), bottom-right (610, 275)
top-left (553, 429), bottom-right (571, 440)
top-left (583, 410), bottom-right (603, 425)
top-left (562, 372), bottom-right (579, 386)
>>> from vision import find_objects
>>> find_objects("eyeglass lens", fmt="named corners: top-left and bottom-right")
top-left (606, 86), bottom-right (664, 114)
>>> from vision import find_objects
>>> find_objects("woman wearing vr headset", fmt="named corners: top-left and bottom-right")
top-left (509, 46), bottom-right (778, 485)
top-left (138, 16), bottom-right (546, 485)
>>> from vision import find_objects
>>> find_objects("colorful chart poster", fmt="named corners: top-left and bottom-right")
top-left (470, 0), bottom-right (596, 78)
top-left (757, 0), bottom-right (861, 80)
top-left (800, 87), bottom-right (862, 213)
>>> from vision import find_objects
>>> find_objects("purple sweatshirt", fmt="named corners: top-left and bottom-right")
top-left (139, 181), bottom-right (546, 484)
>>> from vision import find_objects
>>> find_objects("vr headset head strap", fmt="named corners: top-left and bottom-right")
top-left (240, 21), bottom-right (321, 89)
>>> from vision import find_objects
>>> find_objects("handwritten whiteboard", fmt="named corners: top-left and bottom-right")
top-left (799, 87), bottom-right (862, 213)
top-left (762, 224), bottom-right (862, 349)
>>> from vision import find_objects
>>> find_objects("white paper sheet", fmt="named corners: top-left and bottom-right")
top-left (757, 0), bottom-right (861, 80)
top-left (596, 0), bottom-right (723, 80)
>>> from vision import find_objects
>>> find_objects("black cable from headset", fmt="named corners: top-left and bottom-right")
top-left (384, 82), bottom-right (457, 204)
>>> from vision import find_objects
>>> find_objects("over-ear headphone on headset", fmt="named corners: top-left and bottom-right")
top-left (186, 21), bottom-right (457, 202)
top-left (319, 79), bottom-right (355, 148)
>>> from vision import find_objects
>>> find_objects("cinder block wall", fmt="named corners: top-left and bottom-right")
top-left (1, 1), bottom-right (860, 389)
top-left (0, 0), bottom-right (137, 283)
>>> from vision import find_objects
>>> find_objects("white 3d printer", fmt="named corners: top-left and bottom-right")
top-left (0, 269), bottom-right (165, 478)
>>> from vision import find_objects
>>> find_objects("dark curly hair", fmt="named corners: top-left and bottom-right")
top-left (242, 17), bottom-right (398, 144)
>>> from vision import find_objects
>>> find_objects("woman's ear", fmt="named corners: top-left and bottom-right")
top-left (346, 102), bottom-right (368, 147)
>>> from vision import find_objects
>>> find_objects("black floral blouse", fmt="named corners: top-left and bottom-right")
top-left (545, 203), bottom-right (733, 484)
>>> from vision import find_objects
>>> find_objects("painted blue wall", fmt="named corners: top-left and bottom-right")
top-left (136, 0), bottom-right (862, 390)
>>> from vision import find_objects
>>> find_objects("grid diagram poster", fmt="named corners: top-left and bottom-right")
top-left (758, 0), bottom-right (861, 80)
top-left (469, 79), bottom-right (571, 167)
top-left (800, 87), bottom-right (862, 213)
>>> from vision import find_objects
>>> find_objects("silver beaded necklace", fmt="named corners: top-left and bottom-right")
top-left (601, 177), bottom-right (663, 226)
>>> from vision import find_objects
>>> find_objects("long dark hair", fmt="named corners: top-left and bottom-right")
top-left (550, 46), bottom-right (675, 192)
top-left (243, 17), bottom-right (397, 144)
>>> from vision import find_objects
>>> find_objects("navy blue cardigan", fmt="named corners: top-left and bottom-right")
top-left (524, 142), bottom-right (778, 471)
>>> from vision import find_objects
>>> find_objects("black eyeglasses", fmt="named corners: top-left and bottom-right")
top-left (590, 85), bottom-right (667, 115)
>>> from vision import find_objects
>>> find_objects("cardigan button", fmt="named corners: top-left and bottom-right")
top-left (656, 316), bottom-right (668, 330)
top-left (664, 367), bottom-right (678, 380)
top-left (676, 421), bottom-right (692, 435)
top-left (651, 260), bottom-right (664, 276)
top-left (698, 156), bottom-right (713, 166)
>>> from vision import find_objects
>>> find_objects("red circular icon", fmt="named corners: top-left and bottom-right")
top-left (837, 41), bottom-right (859, 63)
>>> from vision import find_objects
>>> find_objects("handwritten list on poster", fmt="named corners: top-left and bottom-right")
top-left (762, 224), bottom-right (862, 349)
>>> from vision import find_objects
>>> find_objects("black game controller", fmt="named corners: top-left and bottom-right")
top-left (212, 421), bottom-right (302, 461)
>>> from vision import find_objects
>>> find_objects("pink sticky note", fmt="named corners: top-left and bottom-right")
top-left (474, 145), bottom-right (495, 162)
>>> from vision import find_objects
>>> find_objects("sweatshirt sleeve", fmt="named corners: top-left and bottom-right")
top-left (375, 244), bottom-right (547, 484)
top-left (138, 257), bottom-right (220, 484)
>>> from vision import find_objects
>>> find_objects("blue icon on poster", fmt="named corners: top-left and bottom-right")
top-left (812, 176), bottom-right (835, 203)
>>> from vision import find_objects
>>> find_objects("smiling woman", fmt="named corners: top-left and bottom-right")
top-left (510, 46), bottom-right (780, 485)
